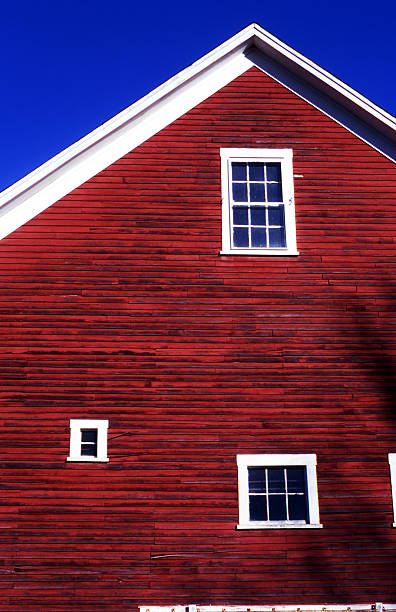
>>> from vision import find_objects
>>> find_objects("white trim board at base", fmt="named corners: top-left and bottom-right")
top-left (139, 605), bottom-right (396, 612)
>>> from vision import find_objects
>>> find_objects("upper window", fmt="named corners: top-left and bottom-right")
top-left (388, 453), bottom-right (396, 527)
top-left (237, 454), bottom-right (322, 529)
top-left (220, 149), bottom-right (298, 255)
top-left (67, 419), bottom-right (109, 462)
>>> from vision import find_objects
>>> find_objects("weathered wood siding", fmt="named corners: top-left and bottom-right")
top-left (0, 66), bottom-right (395, 611)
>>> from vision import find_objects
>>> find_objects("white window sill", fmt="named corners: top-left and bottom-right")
top-left (237, 522), bottom-right (323, 529)
top-left (66, 456), bottom-right (109, 462)
top-left (393, 523), bottom-right (396, 528)
top-left (219, 249), bottom-right (299, 256)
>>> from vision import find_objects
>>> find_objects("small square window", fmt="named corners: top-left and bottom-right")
top-left (237, 454), bottom-right (322, 529)
top-left (67, 419), bottom-right (109, 462)
top-left (388, 453), bottom-right (396, 527)
top-left (220, 149), bottom-right (298, 256)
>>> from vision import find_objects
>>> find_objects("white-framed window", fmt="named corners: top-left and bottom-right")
top-left (388, 453), bottom-right (396, 527)
top-left (236, 454), bottom-right (322, 529)
top-left (220, 148), bottom-right (298, 256)
top-left (67, 419), bottom-right (109, 462)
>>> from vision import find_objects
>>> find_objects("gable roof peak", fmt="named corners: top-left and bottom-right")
top-left (0, 24), bottom-right (395, 241)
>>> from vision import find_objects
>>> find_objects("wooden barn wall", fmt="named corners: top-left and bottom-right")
top-left (0, 66), bottom-right (395, 611)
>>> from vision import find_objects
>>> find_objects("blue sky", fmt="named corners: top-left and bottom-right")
top-left (1, 0), bottom-right (395, 192)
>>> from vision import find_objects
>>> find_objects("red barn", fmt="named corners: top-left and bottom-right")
top-left (0, 23), bottom-right (396, 612)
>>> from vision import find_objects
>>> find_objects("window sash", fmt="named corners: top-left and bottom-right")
top-left (80, 429), bottom-right (98, 457)
top-left (247, 466), bottom-right (308, 522)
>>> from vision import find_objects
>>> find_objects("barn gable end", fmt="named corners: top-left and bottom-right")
top-left (0, 24), bottom-right (396, 612)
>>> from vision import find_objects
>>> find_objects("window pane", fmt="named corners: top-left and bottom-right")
top-left (232, 162), bottom-right (247, 181)
top-left (232, 182), bottom-right (248, 202)
top-left (268, 494), bottom-right (287, 520)
top-left (267, 182), bottom-right (283, 202)
top-left (250, 182), bottom-right (265, 202)
top-left (81, 429), bottom-right (98, 457)
top-left (251, 228), bottom-right (267, 248)
top-left (250, 207), bottom-right (266, 226)
top-left (81, 429), bottom-right (97, 443)
top-left (233, 227), bottom-right (249, 247)
top-left (286, 467), bottom-right (307, 493)
top-left (249, 162), bottom-right (264, 181)
top-left (267, 468), bottom-right (286, 493)
top-left (248, 467), bottom-right (267, 493)
top-left (268, 205), bottom-right (285, 226)
top-left (233, 206), bottom-right (249, 225)
top-left (266, 163), bottom-right (281, 183)
top-left (249, 495), bottom-right (268, 521)
top-left (288, 494), bottom-right (308, 521)
top-left (268, 227), bottom-right (286, 248)
top-left (81, 442), bottom-right (97, 457)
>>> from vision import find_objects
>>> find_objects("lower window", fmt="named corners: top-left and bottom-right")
top-left (237, 454), bottom-right (322, 529)
top-left (67, 419), bottom-right (109, 462)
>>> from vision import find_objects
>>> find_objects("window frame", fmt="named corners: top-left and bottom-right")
top-left (388, 453), bottom-right (396, 527)
top-left (236, 454), bottom-right (322, 529)
top-left (67, 419), bottom-right (109, 462)
top-left (220, 148), bottom-right (298, 256)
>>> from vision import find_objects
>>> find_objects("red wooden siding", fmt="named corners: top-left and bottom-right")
top-left (0, 66), bottom-right (395, 611)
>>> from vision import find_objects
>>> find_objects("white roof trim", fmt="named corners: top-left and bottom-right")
top-left (250, 28), bottom-right (396, 134)
top-left (0, 23), bottom-right (395, 241)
